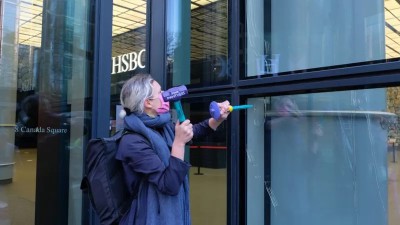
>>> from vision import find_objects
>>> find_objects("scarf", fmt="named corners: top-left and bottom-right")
top-left (124, 113), bottom-right (191, 225)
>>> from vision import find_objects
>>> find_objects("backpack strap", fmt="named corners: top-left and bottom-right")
top-left (80, 176), bottom-right (88, 192)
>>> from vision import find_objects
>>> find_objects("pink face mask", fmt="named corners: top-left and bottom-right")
top-left (156, 93), bottom-right (170, 114)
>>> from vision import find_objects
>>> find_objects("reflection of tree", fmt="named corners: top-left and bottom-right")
top-left (386, 87), bottom-right (400, 142)
top-left (0, 31), bottom-right (19, 87)
top-left (166, 31), bottom-right (180, 57)
top-left (112, 26), bottom-right (146, 56)
top-left (17, 45), bottom-right (39, 91)
top-left (166, 1), bottom-right (229, 86)
top-left (166, 31), bottom-right (182, 87)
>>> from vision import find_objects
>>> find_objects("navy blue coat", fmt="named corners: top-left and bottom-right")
top-left (116, 119), bottom-right (214, 225)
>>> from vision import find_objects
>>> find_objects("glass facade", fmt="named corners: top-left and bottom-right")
top-left (244, 0), bottom-right (400, 77)
top-left (167, 0), bottom-right (229, 87)
top-left (246, 88), bottom-right (400, 225)
top-left (110, 0), bottom-right (147, 134)
top-left (0, 0), bottom-right (93, 224)
top-left (1, 0), bottom-right (400, 225)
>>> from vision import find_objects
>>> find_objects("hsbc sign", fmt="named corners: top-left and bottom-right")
top-left (111, 49), bottom-right (146, 74)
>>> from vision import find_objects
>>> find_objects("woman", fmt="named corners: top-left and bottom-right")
top-left (116, 74), bottom-right (230, 225)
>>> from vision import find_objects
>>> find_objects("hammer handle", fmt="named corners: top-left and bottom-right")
top-left (174, 101), bottom-right (186, 122)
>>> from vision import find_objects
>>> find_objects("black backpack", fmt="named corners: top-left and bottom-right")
top-left (80, 130), bottom-right (132, 225)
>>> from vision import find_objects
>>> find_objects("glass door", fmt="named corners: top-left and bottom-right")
top-left (110, 0), bottom-right (147, 134)
top-left (0, 0), bottom-right (93, 224)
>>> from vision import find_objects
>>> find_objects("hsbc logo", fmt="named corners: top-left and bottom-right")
top-left (111, 49), bottom-right (146, 74)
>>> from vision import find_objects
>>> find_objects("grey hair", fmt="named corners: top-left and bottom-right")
top-left (120, 74), bottom-right (154, 115)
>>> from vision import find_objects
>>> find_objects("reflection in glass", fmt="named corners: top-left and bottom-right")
top-left (246, 88), bottom-right (400, 225)
top-left (111, 0), bottom-right (147, 92)
top-left (110, 0), bottom-right (147, 134)
top-left (0, 0), bottom-right (93, 224)
top-left (167, 0), bottom-right (230, 87)
top-left (245, 0), bottom-right (400, 77)
top-left (1, 1), bottom-right (36, 224)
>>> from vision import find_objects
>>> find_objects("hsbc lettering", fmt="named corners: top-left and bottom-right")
top-left (111, 49), bottom-right (146, 74)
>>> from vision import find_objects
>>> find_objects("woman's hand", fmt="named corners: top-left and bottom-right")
top-left (209, 100), bottom-right (231, 130)
top-left (174, 119), bottom-right (193, 144)
top-left (216, 100), bottom-right (231, 121)
top-left (171, 120), bottom-right (193, 160)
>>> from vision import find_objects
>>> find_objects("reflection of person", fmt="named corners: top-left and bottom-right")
top-left (267, 96), bottom-right (323, 152)
top-left (265, 96), bottom-right (324, 225)
top-left (18, 94), bottom-right (39, 127)
top-left (272, 96), bottom-right (300, 119)
top-left (265, 96), bottom-right (302, 132)
top-left (264, 97), bottom-right (308, 224)
top-left (116, 74), bottom-right (230, 225)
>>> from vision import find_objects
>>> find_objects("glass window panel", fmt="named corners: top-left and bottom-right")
top-left (167, 0), bottom-right (230, 87)
top-left (243, 0), bottom-right (400, 78)
top-left (110, 0), bottom-right (147, 134)
top-left (246, 88), bottom-right (400, 225)
top-left (185, 95), bottom-right (229, 225)
top-left (0, 0), bottom-right (93, 224)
